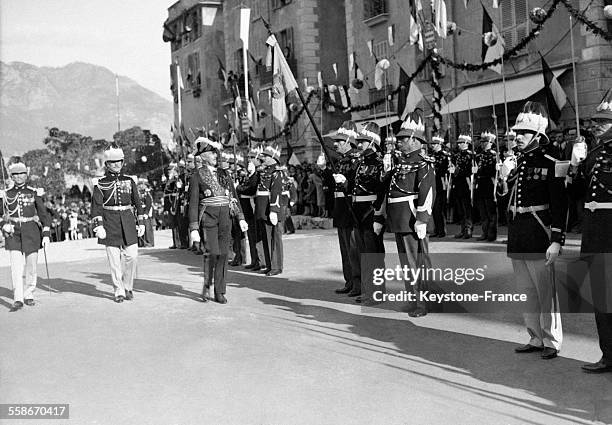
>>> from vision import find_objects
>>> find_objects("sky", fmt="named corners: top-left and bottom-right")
top-left (0, 0), bottom-right (173, 100)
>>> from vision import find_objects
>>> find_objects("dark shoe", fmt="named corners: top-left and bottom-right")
top-left (9, 301), bottom-right (23, 312)
top-left (487, 236), bottom-right (497, 242)
top-left (259, 268), bottom-right (271, 274)
top-left (266, 269), bottom-right (282, 276)
top-left (454, 232), bottom-right (465, 239)
top-left (215, 294), bottom-right (227, 304)
top-left (125, 291), bottom-right (133, 301)
top-left (347, 290), bottom-right (361, 297)
top-left (408, 307), bottom-right (428, 317)
top-left (229, 259), bottom-right (241, 266)
top-left (541, 347), bottom-right (558, 359)
top-left (169, 246), bottom-right (177, 249)
top-left (114, 296), bottom-right (125, 303)
top-left (244, 263), bottom-right (259, 269)
top-left (463, 232), bottom-right (472, 239)
top-left (335, 286), bottom-right (352, 294)
top-left (476, 235), bottom-right (488, 241)
top-left (24, 299), bottom-right (35, 306)
top-left (202, 286), bottom-right (211, 302)
top-left (250, 264), bottom-right (262, 272)
top-left (514, 344), bottom-right (544, 353)
top-left (581, 360), bottom-right (612, 374)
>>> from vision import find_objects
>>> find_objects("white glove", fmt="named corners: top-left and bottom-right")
top-left (2, 223), bottom-right (14, 234)
top-left (42, 236), bottom-right (50, 247)
top-left (449, 165), bottom-right (456, 174)
top-left (190, 230), bottom-right (201, 244)
top-left (137, 225), bottom-right (145, 237)
top-left (495, 161), bottom-right (502, 171)
top-left (545, 242), bottom-right (561, 266)
top-left (239, 219), bottom-right (248, 232)
top-left (500, 156), bottom-right (516, 179)
top-left (176, 181), bottom-right (183, 189)
top-left (290, 201), bottom-right (295, 207)
top-left (471, 165), bottom-right (479, 174)
top-left (570, 140), bottom-right (587, 166)
top-left (383, 153), bottom-right (393, 172)
top-left (94, 226), bottom-right (107, 240)
top-left (414, 220), bottom-right (427, 239)
top-left (269, 212), bottom-right (278, 226)
top-left (332, 173), bottom-right (347, 184)
top-left (373, 222), bottom-right (383, 235)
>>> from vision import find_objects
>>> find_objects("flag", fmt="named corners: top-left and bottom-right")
top-left (400, 81), bottom-right (424, 121)
top-left (317, 71), bottom-right (323, 88)
top-left (217, 56), bottom-right (228, 89)
top-left (349, 52), bottom-right (354, 71)
top-left (332, 63), bottom-right (338, 79)
top-left (202, 7), bottom-right (217, 26)
top-left (541, 55), bottom-right (567, 124)
top-left (367, 40), bottom-right (374, 57)
top-left (434, 0), bottom-right (447, 39)
top-left (409, 0), bottom-right (423, 50)
top-left (388, 25), bottom-right (395, 46)
top-left (177, 63), bottom-right (184, 89)
top-left (463, 0), bottom-right (470, 7)
top-left (397, 66), bottom-right (411, 117)
top-left (239, 8), bottom-right (250, 49)
top-left (266, 34), bottom-right (299, 125)
top-left (492, 0), bottom-right (499, 8)
top-left (482, 5), bottom-right (505, 74)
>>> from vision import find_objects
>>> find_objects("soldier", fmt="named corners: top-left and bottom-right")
top-left (474, 130), bottom-right (499, 242)
top-left (280, 165), bottom-right (296, 235)
top-left (188, 137), bottom-right (248, 304)
top-left (1, 161), bottom-right (51, 312)
top-left (228, 153), bottom-right (247, 267)
top-left (430, 133), bottom-right (451, 238)
top-left (237, 147), bottom-right (262, 270)
top-left (378, 113), bottom-right (435, 317)
top-left (138, 178), bottom-right (155, 247)
top-left (500, 101), bottom-right (567, 360)
top-left (450, 132), bottom-right (475, 239)
top-left (163, 162), bottom-right (181, 249)
top-left (569, 89), bottom-right (612, 373)
top-left (176, 159), bottom-right (190, 249)
top-left (330, 120), bottom-right (360, 294)
top-left (347, 122), bottom-right (386, 304)
top-left (259, 145), bottom-right (284, 276)
top-left (91, 145), bottom-right (145, 303)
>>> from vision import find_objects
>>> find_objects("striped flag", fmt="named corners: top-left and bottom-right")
top-left (266, 34), bottom-right (298, 125)
top-left (541, 54), bottom-right (567, 124)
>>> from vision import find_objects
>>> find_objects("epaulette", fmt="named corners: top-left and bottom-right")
top-left (420, 153), bottom-right (435, 163)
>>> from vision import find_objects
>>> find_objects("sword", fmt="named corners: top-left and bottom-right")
top-left (43, 244), bottom-right (51, 294)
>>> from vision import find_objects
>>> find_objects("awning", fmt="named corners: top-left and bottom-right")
top-left (442, 69), bottom-right (567, 115)
top-left (323, 114), bottom-right (400, 138)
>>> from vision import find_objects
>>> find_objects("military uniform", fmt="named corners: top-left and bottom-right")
top-left (237, 166), bottom-right (261, 268)
top-left (264, 163), bottom-right (284, 275)
top-left (91, 171), bottom-right (145, 299)
top-left (139, 185), bottom-right (155, 247)
top-left (177, 168), bottom-right (191, 249)
top-left (451, 147), bottom-right (475, 238)
top-left (1, 180), bottom-right (50, 307)
top-left (431, 147), bottom-right (451, 237)
top-left (254, 166), bottom-right (273, 272)
top-left (163, 173), bottom-right (181, 249)
top-left (474, 147), bottom-right (498, 241)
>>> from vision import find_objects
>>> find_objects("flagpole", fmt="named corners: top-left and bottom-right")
top-left (176, 62), bottom-right (185, 160)
top-left (491, 83), bottom-right (500, 201)
top-left (569, 15), bottom-right (581, 139)
top-left (495, 6), bottom-right (510, 134)
top-left (115, 74), bottom-right (121, 132)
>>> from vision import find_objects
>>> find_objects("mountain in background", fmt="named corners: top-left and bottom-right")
top-left (0, 61), bottom-right (173, 155)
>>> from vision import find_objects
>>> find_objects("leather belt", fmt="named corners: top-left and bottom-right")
top-left (334, 192), bottom-right (345, 198)
top-left (9, 216), bottom-right (39, 223)
top-left (353, 195), bottom-right (377, 202)
top-left (240, 195), bottom-right (254, 199)
top-left (388, 195), bottom-right (417, 204)
top-left (585, 201), bottom-right (612, 212)
top-left (256, 191), bottom-right (270, 196)
top-left (508, 204), bottom-right (549, 214)
top-left (103, 205), bottom-right (133, 211)
top-left (281, 191), bottom-right (290, 196)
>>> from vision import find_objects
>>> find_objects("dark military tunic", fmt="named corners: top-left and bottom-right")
top-left (332, 149), bottom-right (360, 228)
top-left (91, 172), bottom-right (144, 247)
top-left (474, 149), bottom-right (498, 199)
top-left (237, 171), bottom-right (258, 221)
top-left (452, 149), bottom-right (475, 196)
top-left (506, 143), bottom-right (567, 258)
top-left (1, 185), bottom-right (51, 254)
top-left (432, 149), bottom-right (451, 193)
top-left (351, 150), bottom-right (386, 226)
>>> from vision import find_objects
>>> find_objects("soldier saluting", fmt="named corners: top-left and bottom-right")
top-left (569, 89), bottom-right (612, 373)
top-left (1, 161), bottom-right (51, 312)
top-left (501, 101), bottom-right (568, 360)
top-left (91, 145), bottom-right (146, 303)
top-left (188, 137), bottom-right (248, 304)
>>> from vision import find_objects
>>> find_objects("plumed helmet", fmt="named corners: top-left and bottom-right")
top-left (357, 122), bottom-right (381, 146)
top-left (331, 120), bottom-right (359, 144)
top-left (512, 101), bottom-right (549, 137)
top-left (8, 162), bottom-right (27, 174)
top-left (396, 110), bottom-right (426, 142)
top-left (431, 132), bottom-right (444, 144)
top-left (103, 144), bottom-right (125, 162)
top-left (195, 136), bottom-right (223, 155)
top-left (262, 144), bottom-right (282, 163)
top-left (592, 88), bottom-right (612, 121)
top-left (480, 129), bottom-right (496, 141)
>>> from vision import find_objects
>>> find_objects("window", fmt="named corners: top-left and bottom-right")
top-left (373, 40), bottom-right (389, 60)
top-left (363, 0), bottom-right (387, 20)
top-left (271, 0), bottom-right (292, 10)
top-left (278, 27), bottom-right (294, 59)
top-left (500, 0), bottom-right (529, 51)
top-left (186, 52), bottom-right (201, 96)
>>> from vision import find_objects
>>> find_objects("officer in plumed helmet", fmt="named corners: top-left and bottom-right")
top-left (474, 130), bottom-right (499, 242)
top-left (237, 146), bottom-right (263, 270)
top-left (1, 161), bottom-right (51, 312)
top-left (500, 101), bottom-right (568, 360)
top-left (90, 144), bottom-right (146, 303)
top-left (378, 112), bottom-right (435, 317)
top-left (188, 137), bottom-right (248, 304)
top-left (259, 144), bottom-right (285, 276)
top-left (430, 132), bottom-right (451, 238)
top-left (569, 89), bottom-right (612, 373)
top-left (450, 131), bottom-right (475, 239)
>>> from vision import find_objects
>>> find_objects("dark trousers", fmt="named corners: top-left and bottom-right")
top-left (395, 233), bottom-right (431, 311)
top-left (200, 205), bottom-right (231, 295)
top-left (453, 183), bottom-right (473, 234)
top-left (585, 253), bottom-right (612, 364)
top-left (476, 196), bottom-right (497, 240)
top-left (178, 215), bottom-right (189, 248)
top-left (432, 188), bottom-right (447, 235)
top-left (245, 216), bottom-right (260, 265)
top-left (265, 221), bottom-right (284, 271)
top-left (337, 227), bottom-right (353, 289)
top-left (203, 254), bottom-right (228, 295)
top-left (256, 219), bottom-right (271, 269)
top-left (284, 206), bottom-right (295, 233)
top-left (350, 225), bottom-right (385, 299)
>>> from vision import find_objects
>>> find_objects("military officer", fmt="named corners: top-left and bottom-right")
top-left (330, 120), bottom-right (360, 294)
top-left (259, 145), bottom-right (284, 276)
top-left (569, 89), bottom-right (612, 373)
top-left (474, 130), bottom-right (499, 242)
top-left (91, 145), bottom-right (146, 303)
top-left (237, 147), bottom-right (262, 270)
top-left (137, 178), bottom-right (155, 247)
top-left (188, 137), bottom-right (248, 304)
top-left (451, 132), bottom-right (475, 239)
top-left (254, 148), bottom-right (273, 274)
top-left (430, 133), bottom-right (451, 238)
top-left (228, 153), bottom-right (247, 267)
top-left (378, 113), bottom-right (435, 317)
top-left (1, 161), bottom-right (51, 312)
top-left (163, 162), bottom-right (181, 249)
top-left (347, 122), bottom-right (386, 304)
top-left (177, 159), bottom-right (190, 249)
top-left (501, 101), bottom-right (568, 360)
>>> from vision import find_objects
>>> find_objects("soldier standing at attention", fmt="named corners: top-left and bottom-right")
top-left (474, 130), bottom-right (499, 242)
top-left (451, 132), bottom-right (475, 239)
top-left (90, 145), bottom-right (145, 303)
top-left (430, 133), bottom-right (451, 238)
top-left (1, 161), bottom-right (51, 312)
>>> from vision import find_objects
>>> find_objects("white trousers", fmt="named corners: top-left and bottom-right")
top-left (512, 258), bottom-right (563, 350)
top-left (9, 250), bottom-right (38, 303)
top-left (105, 244), bottom-right (138, 297)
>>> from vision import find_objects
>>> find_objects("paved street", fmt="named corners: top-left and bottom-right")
top-left (1, 228), bottom-right (612, 425)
